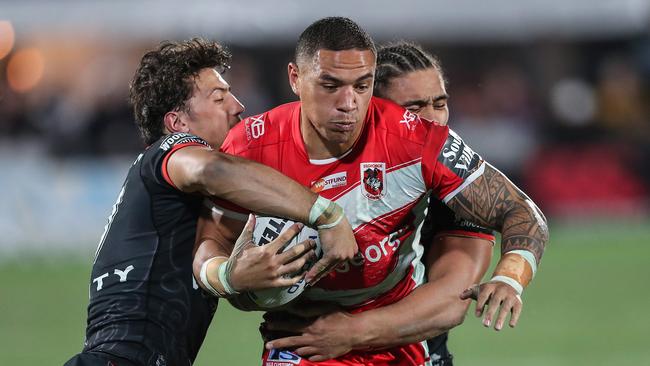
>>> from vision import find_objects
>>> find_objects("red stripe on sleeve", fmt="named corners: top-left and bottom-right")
top-left (161, 142), bottom-right (208, 189)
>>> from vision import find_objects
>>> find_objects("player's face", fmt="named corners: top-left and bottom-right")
top-left (381, 67), bottom-right (449, 125)
top-left (292, 49), bottom-right (375, 148)
top-left (181, 68), bottom-right (245, 147)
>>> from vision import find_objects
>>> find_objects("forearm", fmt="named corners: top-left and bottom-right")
top-left (446, 163), bottom-right (549, 263)
top-left (198, 152), bottom-right (316, 223)
top-left (350, 235), bottom-right (490, 349)
top-left (351, 279), bottom-right (469, 350)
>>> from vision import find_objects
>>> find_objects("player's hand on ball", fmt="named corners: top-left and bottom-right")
top-left (263, 309), bottom-right (356, 362)
top-left (307, 216), bottom-right (357, 286)
top-left (460, 282), bottom-right (523, 331)
top-left (229, 215), bottom-right (317, 292)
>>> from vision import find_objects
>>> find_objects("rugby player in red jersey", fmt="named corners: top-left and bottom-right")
top-left (65, 38), bottom-right (357, 366)
top-left (194, 18), bottom-right (548, 366)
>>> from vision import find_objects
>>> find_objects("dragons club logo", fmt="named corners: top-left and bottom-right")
top-left (361, 162), bottom-right (386, 200)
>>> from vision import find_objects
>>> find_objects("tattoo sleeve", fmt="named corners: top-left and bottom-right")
top-left (446, 162), bottom-right (549, 263)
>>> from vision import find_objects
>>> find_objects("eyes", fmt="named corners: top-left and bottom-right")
top-left (320, 83), bottom-right (371, 93)
top-left (405, 101), bottom-right (448, 113)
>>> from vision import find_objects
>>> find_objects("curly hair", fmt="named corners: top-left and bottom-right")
top-left (129, 38), bottom-right (231, 144)
top-left (374, 41), bottom-right (445, 98)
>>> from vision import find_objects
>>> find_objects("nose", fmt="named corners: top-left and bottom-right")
top-left (230, 93), bottom-right (245, 118)
top-left (336, 86), bottom-right (356, 113)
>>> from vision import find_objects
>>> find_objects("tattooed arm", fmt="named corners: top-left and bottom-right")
top-left (446, 162), bottom-right (549, 331)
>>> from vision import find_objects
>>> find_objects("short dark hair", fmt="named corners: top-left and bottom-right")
top-left (129, 38), bottom-right (231, 144)
top-left (374, 41), bottom-right (445, 97)
top-left (295, 17), bottom-right (376, 66)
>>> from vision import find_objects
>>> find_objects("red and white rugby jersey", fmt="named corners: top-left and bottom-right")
top-left (219, 97), bottom-right (485, 310)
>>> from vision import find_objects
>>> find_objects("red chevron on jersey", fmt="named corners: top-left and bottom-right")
top-left (220, 97), bottom-right (485, 309)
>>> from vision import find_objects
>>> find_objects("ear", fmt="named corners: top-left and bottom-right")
top-left (163, 111), bottom-right (189, 134)
top-left (288, 62), bottom-right (300, 97)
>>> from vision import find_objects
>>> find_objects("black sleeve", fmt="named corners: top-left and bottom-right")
top-left (141, 132), bottom-right (211, 189)
top-left (421, 197), bottom-right (496, 246)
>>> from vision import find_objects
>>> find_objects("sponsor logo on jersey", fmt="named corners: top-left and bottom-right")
top-left (438, 130), bottom-right (481, 179)
top-left (361, 162), bottom-right (386, 200)
top-left (266, 349), bottom-right (302, 365)
top-left (245, 114), bottom-right (265, 140)
top-left (399, 109), bottom-right (419, 131)
top-left (159, 133), bottom-right (209, 151)
top-left (311, 172), bottom-right (347, 192)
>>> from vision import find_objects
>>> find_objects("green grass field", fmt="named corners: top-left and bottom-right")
top-left (1, 220), bottom-right (649, 365)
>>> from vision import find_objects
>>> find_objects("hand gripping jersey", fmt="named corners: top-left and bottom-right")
top-left (219, 97), bottom-right (487, 366)
top-left (82, 133), bottom-right (217, 366)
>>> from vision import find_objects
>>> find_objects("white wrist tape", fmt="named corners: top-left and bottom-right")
top-left (309, 196), bottom-right (332, 226)
top-left (490, 275), bottom-right (523, 295)
top-left (199, 256), bottom-right (227, 297)
top-left (317, 210), bottom-right (344, 230)
top-left (218, 260), bottom-right (240, 295)
top-left (508, 249), bottom-right (538, 276)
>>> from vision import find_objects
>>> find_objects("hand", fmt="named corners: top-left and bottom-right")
top-left (305, 216), bottom-right (357, 286)
top-left (460, 281), bottom-right (523, 331)
top-left (229, 215), bottom-right (316, 292)
top-left (263, 309), bottom-right (358, 362)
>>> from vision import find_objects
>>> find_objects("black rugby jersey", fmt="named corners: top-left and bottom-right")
top-left (83, 133), bottom-right (217, 366)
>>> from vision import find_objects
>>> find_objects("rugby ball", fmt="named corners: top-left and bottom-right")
top-left (245, 216), bottom-right (322, 309)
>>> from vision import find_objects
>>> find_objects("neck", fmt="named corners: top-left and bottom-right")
top-left (300, 111), bottom-right (361, 160)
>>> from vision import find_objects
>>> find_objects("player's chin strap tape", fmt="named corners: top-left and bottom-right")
top-left (199, 256), bottom-right (240, 297)
top-left (489, 250), bottom-right (538, 296)
top-left (309, 196), bottom-right (345, 230)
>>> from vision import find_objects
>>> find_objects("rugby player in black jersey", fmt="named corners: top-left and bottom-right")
top-left (64, 38), bottom-right (357, 366)
top-left (373, 42), bottom-right (495, 366)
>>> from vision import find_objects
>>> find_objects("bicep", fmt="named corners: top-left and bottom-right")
top-left (167, 146), bottom-right (216, 193)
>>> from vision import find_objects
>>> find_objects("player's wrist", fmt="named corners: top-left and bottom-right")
top-left (309, 196), bottom-right (345, 229)
top-left (199, 256), bottom-right (240, 297)
top-left (490, 250), bottom-right (537, 295)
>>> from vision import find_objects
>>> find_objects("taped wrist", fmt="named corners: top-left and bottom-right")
top-left (199, 256), bottom-right (239, 297)
top-left (490, 250), bottom-right (537, 295)
top-left (309, 196), bottom-right (345, 230)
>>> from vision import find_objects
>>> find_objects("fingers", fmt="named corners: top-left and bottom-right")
top-left (277, 239), bottom-right (316, 264)
top-left (304, 258), bottom-right (338, 286)
top-left (509, 295), bottom-right (523, 328)
top-left (477, 282), bottom-right (524, 330)
top-left (494, 296), bottom-right (517, 330)
top-left (475, 284), bottom-right (493, 318)
top-left (460, 284), bottom-right (480, 301)
top-left (277, 251), bottom-right (317, 278)
top-left (267, 222), bottom-right (303, 253)
top-left (265, 335), bottom-right (305, 350)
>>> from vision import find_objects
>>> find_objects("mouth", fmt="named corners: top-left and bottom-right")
top-left (330, 121), bottom-right (356, 132)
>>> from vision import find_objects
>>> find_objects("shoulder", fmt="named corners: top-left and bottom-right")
top-left (221, 102), bottom-right (299, 156)
top-left (145, 132), bottom-right (211, 160)
top-left (369, 96), bottom-right (448, 147)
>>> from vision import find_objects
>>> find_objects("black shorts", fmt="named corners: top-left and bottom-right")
top-left (427, 332), bottom-right (454, 366)
top-left (64, 351), bottom-right (138, 366)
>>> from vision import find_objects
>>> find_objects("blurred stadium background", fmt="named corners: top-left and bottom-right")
top-left (1, 1), bottom-right (649, 365)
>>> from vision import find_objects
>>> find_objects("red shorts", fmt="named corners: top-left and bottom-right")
top-left (261, 342), bottom-right (430, 366)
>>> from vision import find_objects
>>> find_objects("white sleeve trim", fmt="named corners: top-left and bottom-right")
top-left (442, 162), bottom-right (486, 204)
top-left (203, 199), bottom-right (249, 221)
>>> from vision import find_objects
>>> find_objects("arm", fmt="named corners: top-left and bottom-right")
top-left (352, 235), bottom-right (492, 347)
top-left (448, 162), bottom-right (549, 330)
top-left (169, 145), bottom-right (358, 283)
top-left (263, 235), bottom-right (492, 361)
